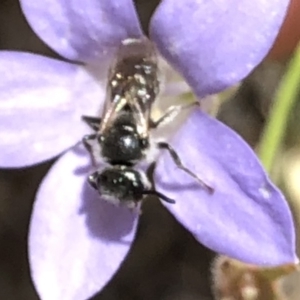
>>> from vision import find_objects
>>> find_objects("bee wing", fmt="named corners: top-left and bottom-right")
top-left (100, 38), bottom-right (158, 136)
top-left (99, 95), bottom-right (127, 134)
top-left (126, 96), bottom-right (151, 139)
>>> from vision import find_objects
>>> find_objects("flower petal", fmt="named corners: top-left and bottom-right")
top-left (20, 0), bottom-right (143, 63)
top-left (150, 0), bottom-right (289, 97)
top-left (29, 145), bottom-right (138, 300)
top-left (155, 109), bottom-right (297, 266)
top-left (0, 52), bottom-right (103, 168)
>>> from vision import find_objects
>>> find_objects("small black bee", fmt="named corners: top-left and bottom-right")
top-left (82, 38), bottom-right (213, 208)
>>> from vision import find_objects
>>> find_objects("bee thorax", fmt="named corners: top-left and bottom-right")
top-left (100, 114), bottom-right (149, 164)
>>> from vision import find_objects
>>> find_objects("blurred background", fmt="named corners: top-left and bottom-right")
top-left (0, 0), bottom-right (300, 299)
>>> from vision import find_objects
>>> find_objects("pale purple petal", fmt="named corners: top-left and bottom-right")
top-left (150, 0), bottom-right (289, 97)
top-left (29, 145), bottom-right (138, 300)
top-left (20, 0), bottom-right (143, 63)
top-left (0, 52), bottom-right (103, 168)
top-left (155, 109), bottom-right (296, 266)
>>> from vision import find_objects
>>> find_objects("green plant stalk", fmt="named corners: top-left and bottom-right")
top-left (258, 44), bottom-right (300, 174)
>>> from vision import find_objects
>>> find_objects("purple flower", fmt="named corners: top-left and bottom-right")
top-left (0, 0), bottom-right (296, 299)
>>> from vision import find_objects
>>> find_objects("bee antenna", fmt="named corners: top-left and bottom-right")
top-left (142, 190), bottom-right (176, 204)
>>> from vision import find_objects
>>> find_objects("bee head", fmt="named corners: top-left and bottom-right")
top-left (88, 166), bottom-right (149, 205)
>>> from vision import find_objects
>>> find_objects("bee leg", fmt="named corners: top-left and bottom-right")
top-left (82, 115), bottom-right (101, 131)
top-left (82, 133), bottom-right (97, 148)
top-left (157, 142), bottom-right (214, 194)
top-left (82, 133), bottom-right (98, 166)
top-left (150, 102), bottom-right (199, 129)
top-left (142, 190), bottom-right (176, 204)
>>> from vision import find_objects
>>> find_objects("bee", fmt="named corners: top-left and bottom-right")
top-left (82, 38), bottom-right (213, 208)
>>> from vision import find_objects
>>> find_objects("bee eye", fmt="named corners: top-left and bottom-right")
top-left (88, 172), bottom-right (100, 190)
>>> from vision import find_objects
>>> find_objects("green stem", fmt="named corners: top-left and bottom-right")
top-left (258, 44), bottom-right (300, 173)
